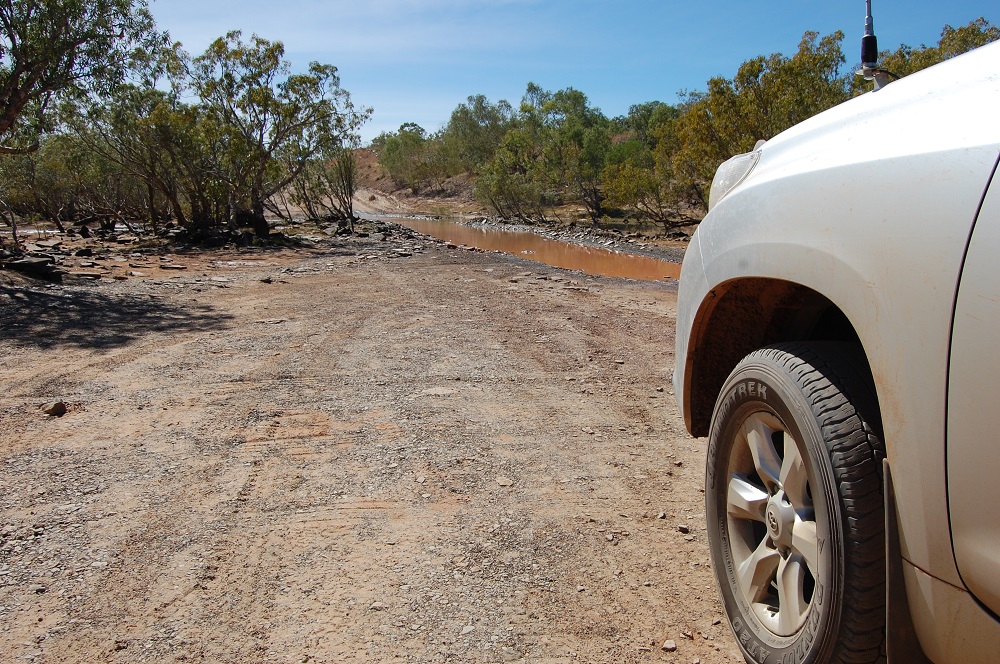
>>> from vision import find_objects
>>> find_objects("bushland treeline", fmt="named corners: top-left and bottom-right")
top-left (0, 1), bottom-right (370, 243)
top-left (373, 19), bottom-right (998, 230)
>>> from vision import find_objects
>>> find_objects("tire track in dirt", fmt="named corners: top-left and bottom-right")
top-left (1, 240), bottom-right (740, 663)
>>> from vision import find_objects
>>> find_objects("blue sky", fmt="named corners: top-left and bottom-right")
top-left (149, 1), bottom-right (996, 143)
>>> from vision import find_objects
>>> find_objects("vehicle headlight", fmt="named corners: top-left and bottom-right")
top-left (708, 149), bottom-right (761, 211)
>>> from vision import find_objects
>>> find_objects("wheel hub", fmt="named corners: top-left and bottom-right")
top-left (765, 492), bottom-right (795, 550)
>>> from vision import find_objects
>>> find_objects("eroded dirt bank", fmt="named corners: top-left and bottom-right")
top-left (0, 232), bottom-right (740, 663)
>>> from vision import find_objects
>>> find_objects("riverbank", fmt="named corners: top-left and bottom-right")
top-left (351, 147), bottom-right (697, 266)
top-left (359, 213), bottom-right (690, 266)
top-left (463, 217), bottom-right (690, 264)
top-left (2, 214), bottom-right (687, 287)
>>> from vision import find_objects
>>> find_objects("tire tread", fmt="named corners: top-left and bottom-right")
top-left (742, 342), bottom-right (886, 664)
top-left (768, 342), bottom-right (885, 664)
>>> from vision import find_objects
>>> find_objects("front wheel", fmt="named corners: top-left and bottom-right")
top-left (705, 343), bottom-right (885, 663)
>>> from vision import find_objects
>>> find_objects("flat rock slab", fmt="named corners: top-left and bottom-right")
top-left (420, 387), bottom-right (458, 397)
top-left (3, 258), bottom-right (63, 282)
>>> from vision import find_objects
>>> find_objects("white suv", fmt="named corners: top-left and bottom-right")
top-left (674, 41), bottom-right (1000, 663)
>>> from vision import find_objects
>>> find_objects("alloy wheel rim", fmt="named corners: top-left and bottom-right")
top-left (725, 410), bottom-right (822, 637)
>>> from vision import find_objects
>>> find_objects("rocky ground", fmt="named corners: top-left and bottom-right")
top-left (0, 223), bottom-right (741, 663)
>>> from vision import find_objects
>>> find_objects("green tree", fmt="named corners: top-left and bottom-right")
top-left (0, 131), bottom-right (155, 232)
top-left (0, 132), bottom-right (90, 227)
top-left (601, 160), bottom-right (666, 222)
top-left (475, 125), bottom-right (547, 222)
top-left (601, 102), bottom-right (687, 227)
top-left (673, 30), bottom-right (849, 210)
top-left (191, 31), bottom-right (369, 236)
top-left (70, 42), bottom-right (223, 232)
top-left (873, 18), bottom-right (999, 83)
top-left (521, 84), bottom-right (611, 223)
top-left (373, 123), bottom-right (435, 191)
top-left (602, 105), bottom-right (697, 231)
top-left (614, 101), bottom-right (677, 148)
top-left (439, 94), bottom-right (515, 173)
top-left (328, 146), bottom-right (359, 225)
top-left (475, 84), bottom-right (612, 223)
top-left (0, 0), bottom-right (154, 154)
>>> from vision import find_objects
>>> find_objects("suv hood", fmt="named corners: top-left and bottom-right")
top-left (748, 41), bottom-right (1000, 191)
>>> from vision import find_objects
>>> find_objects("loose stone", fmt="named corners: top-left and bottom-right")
top-left (41, 402), bottom-right (67, 417)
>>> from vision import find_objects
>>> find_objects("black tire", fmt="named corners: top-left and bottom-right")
top-left (705, 342), bottom-right (886, 664)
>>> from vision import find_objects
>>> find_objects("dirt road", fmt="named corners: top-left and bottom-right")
top-left (0, 228), bottom-right (741, 663)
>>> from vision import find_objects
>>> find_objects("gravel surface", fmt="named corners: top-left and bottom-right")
top-left (0, 226), bottom-right (742, 663)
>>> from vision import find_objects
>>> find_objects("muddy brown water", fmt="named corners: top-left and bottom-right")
top-left (392, 217), bottom-right (681, 281)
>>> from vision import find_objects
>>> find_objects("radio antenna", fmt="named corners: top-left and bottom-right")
top-left (862, 0), bottom-right (878, 68)
top-left (858, 0), bottom-right (895, 89)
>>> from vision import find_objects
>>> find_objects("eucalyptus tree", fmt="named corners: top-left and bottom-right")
top-left (372, 123), bottom-right (436, 190)
top-left (475, 126), bottom-right (548, 222)
top-left (475, 84), bottom-right (611, 223)
top-left (190, 31), bottom-right (370, 236)
top-left (327, 145), bottom-right (359, 224)
top-left (290, 142), bottom-right (360, 226)
top-left (524, 85), bottom-right (610, 223)
top-left (0, 0), bottom-right (154, 154)
top-left (871, 18), bottom-right (998, 84)
top-left (0, 133), bottom-right (90, 227)
top-left (601, 102), bottom-right (699, 228)
top-left (0, 130), bottom-right (154, 231)
top-left (69, 41), bottom-right (220, 231)
top-left (672, 31), bottom-right (850, 209)
top-left (439, 94), bottom-right (515, 173)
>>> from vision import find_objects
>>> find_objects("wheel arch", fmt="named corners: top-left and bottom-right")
top-left (683, 277), bottom-right (871, 437)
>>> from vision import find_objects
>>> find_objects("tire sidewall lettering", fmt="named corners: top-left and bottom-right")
top-left (706, 379), bottom-right (769, 491)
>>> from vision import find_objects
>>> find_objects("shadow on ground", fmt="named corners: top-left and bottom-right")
top-left (0, 285), bottom-right (233, 350)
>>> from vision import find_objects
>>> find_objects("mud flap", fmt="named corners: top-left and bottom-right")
top-left (884, 459), bottom-right (933, 663)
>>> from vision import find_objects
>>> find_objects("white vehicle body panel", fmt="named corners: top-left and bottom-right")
top-left (948, 171), bottom-right (1000, 617)
top-left (674, 41), bottom-right (1000, 659)
top-left (904, 562), bottom-right (1000, 663)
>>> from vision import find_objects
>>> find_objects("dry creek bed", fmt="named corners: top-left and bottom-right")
top-left (0, 227), bottom-right (741, 663)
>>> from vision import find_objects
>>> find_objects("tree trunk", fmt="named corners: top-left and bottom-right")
top-left (166, 188), bottom-right (187, 227)
top-left (0, 199), bottom-right (20, 249)
top-left (147, 180), bottom-right (157, 233)
top-left (251, 198), bottom-right (269, 237)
